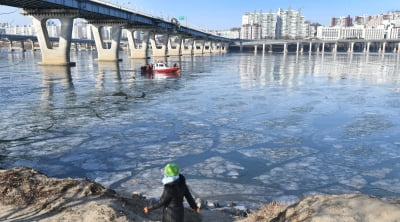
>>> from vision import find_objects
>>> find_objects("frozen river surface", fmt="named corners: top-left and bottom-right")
top-left (1, 51), bottom-right (400, 208)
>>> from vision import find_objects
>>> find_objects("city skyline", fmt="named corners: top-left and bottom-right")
top-left (0, 0), bottom-right (399, 30)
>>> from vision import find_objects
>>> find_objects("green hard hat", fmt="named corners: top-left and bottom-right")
top-left (164, 163), bottom-right (179, 177)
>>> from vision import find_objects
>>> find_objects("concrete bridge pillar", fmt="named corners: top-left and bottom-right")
top-left (211, 41), bottom-right (221, 53)
top-left (322, 42), bottom-right (325, 53)
top-left (333, 43), bottom-right (338, 53)
top-left (127, 29), bottom-right (150, 59)
top-left (19, 40), bottom-right (26, 52)
top-left (347, 42), bottom-right (354, 53)
top-left (382, 42), bottom-right (386, 53)
top-left (269, 44), bottom-right (273, 53)
top-left (204, 41), bottom-right (212, 53)
top-left (194, 39), bottom-right (205, 54)
top-left (296, 42), bottom-right (300, 53)
top-left (168, 35), bottom-right (182, 56)
top-left (398, 43), bottom-right (400, 53)
top-left (283, 43), bottom-right (288, 54)
top-left (220, 42), bottom-right (228, 53)
top-left (7, 40), bottom-right (14, 52)
top-left (27, 39), bottom-right (34, 51)
top-left (309, 42), bottom-right (312, 53)
top-left (150, 33), bottom-right (168, 57)
top-left (181, 38), bottom-right (194, 55)
top-left (91, 23), bottom-right (122, 62)
top-left (29, 10), bottom-right (76, 65)
top-left (254, 45), bottom-right (258, 54)
top-left (364, 42), bottom-right (371, 53)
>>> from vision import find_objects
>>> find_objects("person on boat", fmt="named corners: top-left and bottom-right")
top-left (173, 63), bottom-right (178, 67)
top-left (143, 163), bottom-right (200, 222)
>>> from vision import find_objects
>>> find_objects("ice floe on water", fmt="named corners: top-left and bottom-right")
top-left (254, 155), bottom-right (356, 191)
top-left (344, 114), bottom-right (394, 139)
top-left (214, 129), bottom-right (270, 153)
top-left (185, 156), bottom-right (245, 179)
top-left (339, 175), bottom-right (368, 189)
top-left (362, 168), bottom-right (392, 179)
top-left (371, 179), bottom-right (400, 193)
top-left (238, 146), bottom-right (317, 166)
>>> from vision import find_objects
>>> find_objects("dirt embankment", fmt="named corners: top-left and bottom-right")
top-left (0, 167), bottom-right (202, 222)
top-left (2, 167), bottom-right (400, 222)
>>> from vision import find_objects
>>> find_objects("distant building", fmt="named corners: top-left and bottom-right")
top-left (4, 25), bottom-right (35, 35)
top-left (241, 8), bottom-right (311, 40)
top-left (331, 16), bottom-right (352, 27)
top-left (72, 19), bottom-right (90, 39)
top-left (319, 11), bottom-right (400, 40)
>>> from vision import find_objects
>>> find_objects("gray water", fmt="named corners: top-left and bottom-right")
top-left (1, 50), bottom-right (400, 209)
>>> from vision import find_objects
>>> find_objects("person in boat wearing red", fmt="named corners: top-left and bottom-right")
top-left (143, 163), bottom-right (200, 222)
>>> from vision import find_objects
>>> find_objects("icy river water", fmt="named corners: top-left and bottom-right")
top-left (1, 50), bottom-right (400, 209)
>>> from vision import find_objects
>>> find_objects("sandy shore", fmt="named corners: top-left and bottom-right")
top-left (1, 167), bottom-right (400, 222)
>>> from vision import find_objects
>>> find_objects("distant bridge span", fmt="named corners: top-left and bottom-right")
top-left (232, 39), bottom-right (400, 54)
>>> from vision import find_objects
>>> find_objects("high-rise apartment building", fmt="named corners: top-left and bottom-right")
top-left (241, 8), bottom-right (311, 40)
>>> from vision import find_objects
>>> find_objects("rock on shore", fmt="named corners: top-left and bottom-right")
top-left (240, 194), bottom-right (400, 222)
top-left (270, 193), bottom-right (400, 222)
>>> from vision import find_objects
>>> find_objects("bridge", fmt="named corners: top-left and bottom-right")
top-left (0, 0), bottom-right (231, 65)
top-left (233, 39), bottom-right (400, 54)
top-left (0, 33), bottom-right (96, 51)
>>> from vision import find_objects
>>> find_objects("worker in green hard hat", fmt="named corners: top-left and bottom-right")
top-left (144, 163), bottom-right (200, 222)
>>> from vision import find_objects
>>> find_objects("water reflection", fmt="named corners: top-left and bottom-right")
top-left (239, 53), bottom-right (400, 87)
top-left (40, 66), bottom-right (75, 111)
top-left (96, 62), bottom-right (122, 93)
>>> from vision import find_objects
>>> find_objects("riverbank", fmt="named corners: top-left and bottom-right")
top-left (0, 167), bottom-right (236, 221)
top-left (2, 167), bottom-right (400, 222)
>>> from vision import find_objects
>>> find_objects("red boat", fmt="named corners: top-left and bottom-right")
top-left (141, 62), bottom-right (180, 74)
top-left (153, 62), bottom-right (180, 73)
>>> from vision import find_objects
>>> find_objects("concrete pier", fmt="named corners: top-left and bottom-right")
top-left (91, 23), bottom-right (122, 62)
top-left (150, 33), bottom-right (168, 57)
top-left (181, 38), bottom-right (194, 55)
top-left (127, 29), bottom-right (150, 59)
top-left (168, 35), bottom-right (182, 56)
top-left (194, 40), bottom-right (205, 54)
top-left (26, 9), bottom-right (77, 66)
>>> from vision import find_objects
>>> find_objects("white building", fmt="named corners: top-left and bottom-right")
top-left (316, 26), bottom-right (386, 40)
top-left (72, 19), bottom-right (90, 39)
top-left (241, 8), bottom-right (311, 40)
top-left (5, 25), bottom-right (35, 35)
top-left (317, 11), bottom-right (400, 40)
top-left (388, 26), bottom-right (400, 39)
top-left (241, 11), bottom-right (262, 39)
top-left (277, 8), bottom-right (305, 39)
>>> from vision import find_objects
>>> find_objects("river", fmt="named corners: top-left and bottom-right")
top-left (1, 50), bottom-right (400, 209)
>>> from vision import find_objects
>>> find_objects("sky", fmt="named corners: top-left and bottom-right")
top-left (0, 0), bottom-right (399, 29)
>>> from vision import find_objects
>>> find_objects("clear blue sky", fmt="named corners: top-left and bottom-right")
top-left (1, 0), bottom-right (399, 29)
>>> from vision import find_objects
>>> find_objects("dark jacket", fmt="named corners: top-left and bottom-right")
top-left (148, 174), bottom-right (198, 222)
